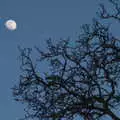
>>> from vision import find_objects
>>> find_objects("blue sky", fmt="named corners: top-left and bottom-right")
top-left (0, 0), bottom-right (106, 119)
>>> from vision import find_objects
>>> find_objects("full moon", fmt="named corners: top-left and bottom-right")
top-left (5, 19), bottom-right (17, 31)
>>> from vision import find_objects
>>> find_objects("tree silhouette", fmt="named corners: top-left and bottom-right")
top-left (13, 0), bottom-right (120, 120)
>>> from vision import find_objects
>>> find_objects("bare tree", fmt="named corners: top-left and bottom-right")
top-left (13, 0), bottom-right (120, 120)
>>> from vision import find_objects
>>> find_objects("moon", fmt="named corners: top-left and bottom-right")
top-left (5, 19), bottom-right (17, 31)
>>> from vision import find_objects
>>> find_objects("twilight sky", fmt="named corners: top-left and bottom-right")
top-left (0, 0), bottom-right (112, 119)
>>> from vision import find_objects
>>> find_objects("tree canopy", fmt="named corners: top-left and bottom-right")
top-left (13, 0), bottom-right (120, 120)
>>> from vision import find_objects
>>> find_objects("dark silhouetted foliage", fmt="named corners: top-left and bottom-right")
top-left (13, 0), bottom-right (120, 120)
